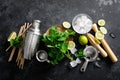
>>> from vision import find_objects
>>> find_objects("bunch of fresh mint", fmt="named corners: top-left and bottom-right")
top-left (42, 26), bottom-right (76, 65)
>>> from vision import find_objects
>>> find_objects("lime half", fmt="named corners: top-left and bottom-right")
top-left (8, 32), bottom-right (17, 41)
top-left (62, 21), bottom-right (71, 29)
top-left (68, 41), bottom-right (76, 50)
top-left (95, 31), bottom-right (104, 40)
top-left (98, 19), bottom-right (106, 26)
top-left (100, 27), bottom-right (107, 34)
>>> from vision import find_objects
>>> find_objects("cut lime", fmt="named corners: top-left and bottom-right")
top-left (98, 19), bottom-right (106, 26)
top-left (8, 32), bottom-right (17, 41)
top-left (68, 41), bottom-right (76, 50)
top-left (94, 37), bottom-right (101, 44)
top-left (62, 21), bottom-right (71, 28)
top-left (78, 35), bottom-right (88, 45)
top-left (100, 27), bottom-right (107, 34)
top-left (95, 31), bottom-right (104, 40)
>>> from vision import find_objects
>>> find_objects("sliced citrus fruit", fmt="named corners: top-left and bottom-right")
top-left (98, 19), bottom-right (106, 26)
top-left (62, 21), bottom-right (71, 28)
top-left (8, 32), bottom-right (17, 41)
top-left (95, 31), bottom-right (104, 40)
top-left (100, 27), bottom-right (107, 34)
top-left (94, 37), bottom-right (101, 44)
top-left (68, 41), bottom-right (76, 50)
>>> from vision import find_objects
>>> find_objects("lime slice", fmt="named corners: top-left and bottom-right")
top-left (8, 32), bottom-right (17, 41)
top-left (68, 41), bottom-right (76, 50)
top-left (98, 19), bottom-right (106, 26)
top-left (62, 21), bottom-right (71, 28)
top-left (95, 31), bottom-right (104, 40)
top-left (94, 37), bottom-right (101, 44)
top-left (100, 27), bottom-right (107, 34)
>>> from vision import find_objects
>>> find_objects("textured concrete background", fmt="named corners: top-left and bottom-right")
top-left (0, 0), bottom-right (120, 80)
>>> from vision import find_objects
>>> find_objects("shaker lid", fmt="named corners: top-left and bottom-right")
top-left (34, 20), bottom-right (41, 23)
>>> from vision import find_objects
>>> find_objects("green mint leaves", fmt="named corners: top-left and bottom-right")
top-left (42, 26), bottom-right (76, 65)
top-left (75, 49), bottom-right (86, 59)
top-left (10, 36), bottom-right (23, 48)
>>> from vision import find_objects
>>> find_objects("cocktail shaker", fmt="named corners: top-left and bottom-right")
top-left (23, 20), bottom-right (41, 60)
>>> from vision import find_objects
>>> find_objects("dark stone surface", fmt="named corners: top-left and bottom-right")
top-left (0, 0), bottom-right (120, 80)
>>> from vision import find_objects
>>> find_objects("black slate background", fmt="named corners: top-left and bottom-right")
top-left (0, 0), bottom-right (120, 80)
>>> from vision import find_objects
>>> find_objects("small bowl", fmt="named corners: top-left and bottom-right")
top-left (72, 13), bottom-right (93, 34)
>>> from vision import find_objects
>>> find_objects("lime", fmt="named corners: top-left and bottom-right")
top-left (98, 19), bottom-right (106, 26)
top-left (95, 31), bottom-right (104, 40)
top-left (79, 35), bottom-right (88, 45)
top-left (8, 32), bottom-right (17, 41)
top-left (62, 21), bottom-right (71, 28)
top-left (100, 27), bottom-right (107, 34)
top-left (94, 37), bottom-right (101, 44)
top-left (68, 41), bottom-right (76, 50)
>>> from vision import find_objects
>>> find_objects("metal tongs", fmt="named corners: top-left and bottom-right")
top-left (86, 33), bottom-right (108, 57)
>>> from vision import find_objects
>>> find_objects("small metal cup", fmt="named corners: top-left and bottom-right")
top-left (36, 50), bottom-right (50, 63)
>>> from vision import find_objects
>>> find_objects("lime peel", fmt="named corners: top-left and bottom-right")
top-left (79, 35), bottom-right (88, 45)
top-left (8, 32), bottom-right (17, 41)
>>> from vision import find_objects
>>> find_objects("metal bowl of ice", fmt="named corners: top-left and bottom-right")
top-left (72, 14), bottom-right (93, 34)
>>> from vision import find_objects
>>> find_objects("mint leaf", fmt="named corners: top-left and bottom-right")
top-left (60, 43), bottom-right (68, 53)
top-left (75, 49), bottom-right (86, 59)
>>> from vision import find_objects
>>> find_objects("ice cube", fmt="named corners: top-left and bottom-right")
top-left (70, 48), bottom-right (77, 54)
top-left (70, 60), bottom-right (77, 67)
top-left (76, 58), bottom-right (81, 64)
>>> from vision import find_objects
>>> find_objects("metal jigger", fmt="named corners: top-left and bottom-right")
top-left (23, 20), bottom-right (41, 60)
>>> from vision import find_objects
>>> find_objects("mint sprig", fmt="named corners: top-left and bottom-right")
top-left (42, 26), bottom-right (75, 65)
top-left (10, 36), bottom-right (23, 48)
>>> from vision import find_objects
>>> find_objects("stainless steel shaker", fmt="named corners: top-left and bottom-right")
top-left (23, 20), bottom-right (41, 60)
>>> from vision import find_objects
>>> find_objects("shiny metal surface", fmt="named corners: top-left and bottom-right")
top-left (23, 20), bottom-right (41, 60)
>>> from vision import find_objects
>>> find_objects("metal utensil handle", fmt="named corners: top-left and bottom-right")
top-left (80, 59), bottom-right (89, 72)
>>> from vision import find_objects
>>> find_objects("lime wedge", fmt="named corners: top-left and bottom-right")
top-left (95, 31), bottom-right (104, 40)
top-left (8, 32), bottom-right (17, 41)
top-left (94, 37), bottom-right (101, 44)
top-left (100, 27), bottom-right (107, 34)
top-left (98, 19), bottom-right (106, 26)
top-left (68, 41), bottom-right (76, 50)
top-left (62, 21), bottom-right (71, 28)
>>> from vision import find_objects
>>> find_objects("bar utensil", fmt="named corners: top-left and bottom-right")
top-left (23, 20), bottom-right (41, 60)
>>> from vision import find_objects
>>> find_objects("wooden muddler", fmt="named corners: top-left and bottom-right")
top-left (86, 33), bottom-right (108, 57)
top-left (92, 24), bottom-right (118, 62)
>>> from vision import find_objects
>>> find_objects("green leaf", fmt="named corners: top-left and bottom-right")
top-left (9, 36), bottom-right (23, 48)
top-left (60, 43), bottom-right (68, 53)
top-left (10, 39), bottom-right (15, 47)
top-left (51, 60), bottom-right (58, 65)
top-left (48, 52), bottom-right (54, 58)
top-left (42, 34), bottom-right (50, 44)
top-left (75, 49), bottom-right (86, 59)
top-left (47, 45), bottom-right (54, 48)
top-left (66, 29), bottom-right (76, 36)
top-left (56, 53), bottom-right (65, 61)
top-left (49, 26), bottom-right (58, 35)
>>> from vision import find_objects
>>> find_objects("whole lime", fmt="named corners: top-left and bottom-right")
top-left (78, 35), bottom-right (88, 45)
